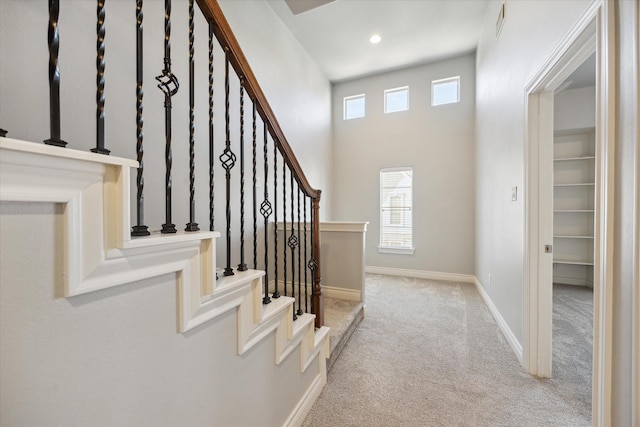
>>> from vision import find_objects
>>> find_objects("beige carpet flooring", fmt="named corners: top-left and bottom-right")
top-left (303, 274), bottom-right (592, 427)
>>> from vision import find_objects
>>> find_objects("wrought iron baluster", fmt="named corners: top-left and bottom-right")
top-left (260, 122), bottom-right (272, 304)
top-left (288, 171), bottom-right (297, 320)
top-left (156, 0), bottom-right (179, 234)
top-left (252, 103), bottom-right (257, 269)
top-left (44, 0), bottom-right (67, 148)
top-left (282, 160), bottom-right (287, 296)
top-left (273, 137), bottom-right (280, 298)
top-left (185, 0), bottom-right (199, 232)
top-left (304, 195), bottom-right (308, 313)
top-left (219, 53), bottom-right (236, 275)
top-left (132, 0), bottom-right (149, 236)
top-left (92, 0), bottom-right (110, 155)
top-left (297, 186), bottom-right (302, 316)
top-left (308, 200), bottom-right (317, 314)
top-left (237, 81), bottom-right (247, 270)
top-left (208, 22), bottom-right (214, 232)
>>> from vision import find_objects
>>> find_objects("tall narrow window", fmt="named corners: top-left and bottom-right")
top-left (384, 86), bottom-right (409, 113)
top-left (343, 94), bottom-right (365, 120)
top-left (431, 76), bottom-right (460, 106)
top-left (379, 167), bottom-right (414, 254)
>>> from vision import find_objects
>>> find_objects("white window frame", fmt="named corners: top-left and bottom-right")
top-left (431, 76), bottom-right (460, 106)
top-left (343, 94), bottom-right (366, 120)
top-left (378, 167), bottom-right (415, 255)
top-left (384, 86), bottom-right (409, 114)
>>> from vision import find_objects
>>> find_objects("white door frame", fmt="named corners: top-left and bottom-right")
top-left (523, 0), bottom-right (615, 425)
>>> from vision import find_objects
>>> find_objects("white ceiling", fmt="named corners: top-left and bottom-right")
top-left (267, 0), bottom-right (490, 82)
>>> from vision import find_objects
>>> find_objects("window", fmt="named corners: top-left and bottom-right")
top-left (431, 76), bottom-right (460, 106)
top-left (379, 167), bottom-right (414, 254)
top-left (384, 86), bottom-right (409, 113)
top-left (343, 94), bottom-right (365, 120)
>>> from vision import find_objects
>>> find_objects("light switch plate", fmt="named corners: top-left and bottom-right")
top-left (511, 186), bottom-right (517, 201)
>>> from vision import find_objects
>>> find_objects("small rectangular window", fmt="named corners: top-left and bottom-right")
top-left (431, 76), bottom-right (460, 106)
top-left (343, 94), bottom-right (365, 120)
top-left (379, 167), bottom-right (414, 254)
top-left (384, 86), bottom-right (409, 113)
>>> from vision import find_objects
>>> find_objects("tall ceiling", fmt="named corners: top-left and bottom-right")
top-left (267, 0), bottom-right (490, 82)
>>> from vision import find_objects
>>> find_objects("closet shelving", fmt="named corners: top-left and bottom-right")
top-left (552, 128), bottom-right (596, 285)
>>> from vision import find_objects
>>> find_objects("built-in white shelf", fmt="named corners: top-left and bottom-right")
top-left (553, 259), bottom-right (595, 266)
top-left (554, 156), bottom-right (596, 162)
top-left (553, 128), bottom-right (596, 287)
top-left (553, 182), bottom-right (595, 187)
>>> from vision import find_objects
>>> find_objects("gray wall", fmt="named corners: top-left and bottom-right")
top-left (475, 0), bottom-right (639, 423)
top-left (554, 86), bottom-right (596, 132)
top-left (331, 54), bottom-right (476, 275)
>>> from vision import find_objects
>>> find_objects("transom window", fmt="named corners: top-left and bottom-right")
top-left (384, 86), bottom-right (409, 113)
top-left (379, 167), bottom-right (414, 254)
top-left (431, 76), bottom-right (460, 106)
top-left (343, 94), bottom-right (365, 120)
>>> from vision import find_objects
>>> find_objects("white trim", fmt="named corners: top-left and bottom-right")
top-left (365, 266), bottom-right (475, 283)
top-left (633, 1), bottom-right (640, 422)
top-left (474, 277), bottom-right (524, 364)
top-left (322, 286), bottom-right (361, 302)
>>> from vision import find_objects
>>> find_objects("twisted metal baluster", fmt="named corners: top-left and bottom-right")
top-left (44, 0), bottom-right (67, 147)
top-left (208, 22), bottom-right (214, 232)
top-left (282, 160), bottom-right (287, 296)
top-left (308, 199), bottom-right (317, 314)
top-left (297, 186), bottom-right (303, 316)
top-left (252, 103), bottom-right (257, 269)
top-left (288, 171), bottom-right (297, 320)
top-left (132, 0), bottom-right (149, 236)
top-left (304, 195), bottom-right (308, 312)
top-left (185, 0), bottom-right (199, 232)
top-left (92, 0), bottom-right (110, 155)
top-left (272, 137), bottom-right (280, 298)
top-left (220, 53), bottom-right (236, 275)
top-left (260, 122), bottom-right (272, 304)
top-left (156, 0), bottom-right (179, 234)
top-left (237, 81), bottom-right (247, 270)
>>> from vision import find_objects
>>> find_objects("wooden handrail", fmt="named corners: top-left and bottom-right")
top-left (196, 0), bottom-right (320, 201)
top-left (196, 0), bottom-right (323, 327)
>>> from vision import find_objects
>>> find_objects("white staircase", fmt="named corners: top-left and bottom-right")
top-left (0, 136), bottom-right (329, 426)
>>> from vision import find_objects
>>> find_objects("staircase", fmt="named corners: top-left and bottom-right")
top-left (0, 0), bottom-right (331, 425)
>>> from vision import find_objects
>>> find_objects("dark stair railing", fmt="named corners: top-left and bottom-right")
top-left (10, 0), bottom-right (324, 328)
top-left (198, 0), bottom-right (324, 326)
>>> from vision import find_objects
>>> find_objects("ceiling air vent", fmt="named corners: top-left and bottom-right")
top-left (285, 0), bottom-right (335, 15)
top-left (496, 2), bottom-right (505, 39)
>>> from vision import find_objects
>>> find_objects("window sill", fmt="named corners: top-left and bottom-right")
top-left (378, 246), bottom-right (415, 255)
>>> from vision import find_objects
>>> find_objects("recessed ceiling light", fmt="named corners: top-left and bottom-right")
top-left (369, 34), bottom-right (381, 44)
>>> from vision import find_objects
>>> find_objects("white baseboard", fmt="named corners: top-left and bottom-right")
top-left (323, 285), bottom-right (361, 301)
top-left (473, 277), bottom-right (523, 364)
top-left (552, 275), bottom-right (593, 287)
top-left (365, 266), bottom-right (475, 283)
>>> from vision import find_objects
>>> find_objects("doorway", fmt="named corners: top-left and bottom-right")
top-left (551, 54), bottom-right (596, 418)
top-left (523, 1), bottom-right (616, 424)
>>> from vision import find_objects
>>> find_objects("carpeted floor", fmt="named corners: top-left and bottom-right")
top-left (303, 275), bottom-right (592, 427)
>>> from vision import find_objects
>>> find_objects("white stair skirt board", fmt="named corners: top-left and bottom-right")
top-left (0, 138), bottom-right (330, 381)
top-left (365, 266), bottom-right (475, 283)
top-left (474, 277), bottom-right (524, 364)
